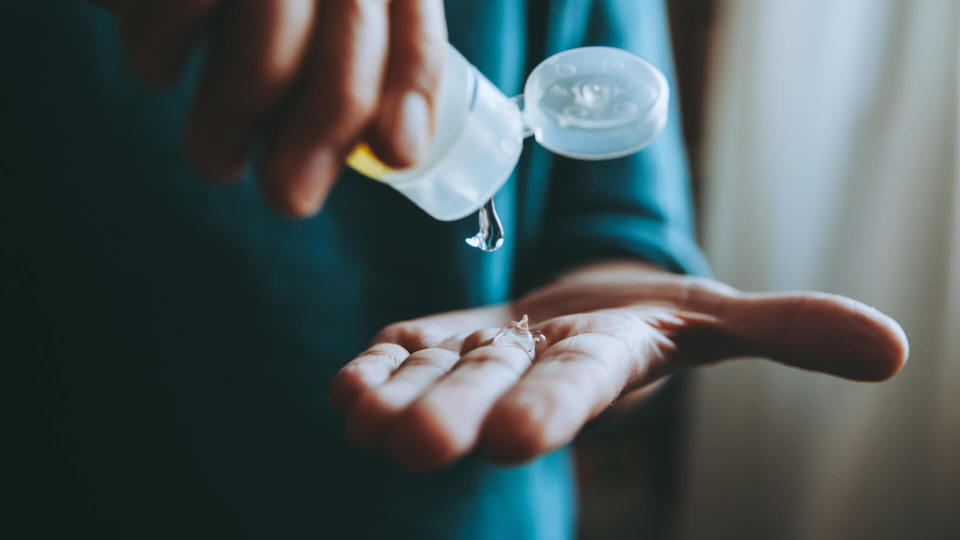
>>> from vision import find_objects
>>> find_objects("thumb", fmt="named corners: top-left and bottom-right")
top-left (674, 292), bottom-right (909, 382)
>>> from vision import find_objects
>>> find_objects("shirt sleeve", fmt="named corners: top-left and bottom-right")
top-left (518, 0), bottom-right (710, 284)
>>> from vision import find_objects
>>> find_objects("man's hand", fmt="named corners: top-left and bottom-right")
top-left (94, 0), bottom-right (446, 216)
top-left (330, 262), bottom-right (908, 470)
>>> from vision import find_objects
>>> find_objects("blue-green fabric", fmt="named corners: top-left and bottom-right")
top-left (2, 0), bottom-right (706, 538)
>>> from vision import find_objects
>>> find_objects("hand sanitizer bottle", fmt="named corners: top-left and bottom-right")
top-left (347, 44), bottom-right (670, 222)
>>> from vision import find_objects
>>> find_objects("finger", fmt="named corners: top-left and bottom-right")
top-left (366, 0), bottom-right (446, 167)
top-left (481, 329), bottom-right (639, 464)
top-left (696, 292), bottom-right (909, 381)
top-left (119, 0), bottom-right (219, 85)
top-left (329, 343), bottom-right (409, 411)
top-left (370, 305), bottom-right (511, 351)
top-left (371, 321), bottom-right (455, 352)
top-left (521, 277), bottom-right (909, 382)
top-left (259, 0), bottom-right (390, 216)
top-left (384, 343), bottom-right (532, 470)
top-left (345, 346), bottom-right (459, 449)
top-left (459, 327), bottom-right (508, 355)
top-left (186, 0), bottom-right (316, 181)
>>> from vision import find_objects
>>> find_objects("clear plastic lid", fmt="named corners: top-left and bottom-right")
top-left (522, 46), bottom-right (669, 160)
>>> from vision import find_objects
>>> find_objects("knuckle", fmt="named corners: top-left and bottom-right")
top-left (332, 80), bottom-right (378, 119)
top-left (297, 78), bottom-right (378, 143)
top-left (372, 322), bottom-right (435, 351)
top-left (463, 348), bottom-right (530, 375)
top-left (400, 325), bottom-right (438, 350)
top-left (404, 348), bottom-right (458, 371)
top-left (538, 316), bottom-right (585, 341)
top-left (396, 38), bottom-right (445, 94)
top-left (333, 0), bottom-right (366, 20)
top-left (460, 328), bottom-right (497, 354)
top-left (371, 323), bottom-right (406, 345)
top-left (321, 83), bottom-right (379, 140)
top-left (351, 0), bottom-right (393, 16)
top-left (361, 342), bottom-right (408, 361)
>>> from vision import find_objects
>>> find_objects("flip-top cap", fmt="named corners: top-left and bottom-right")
top-left (523, 46), bottom-right (669, 160)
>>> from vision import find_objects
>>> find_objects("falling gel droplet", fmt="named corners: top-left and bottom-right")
top-left (493, 315), bottom-right (548, 359)
top-left (465, 199), bottom-right (505, 252)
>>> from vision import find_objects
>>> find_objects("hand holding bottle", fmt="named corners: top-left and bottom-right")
top-left (92, 0), bottom-right (447, 216)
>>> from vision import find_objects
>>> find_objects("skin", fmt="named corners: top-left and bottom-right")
top-left (91, 2), bottom-right (909, 472)
top-left (331, 261), bottom-right (909, 470)
top-left (90, 0), bottom-right (447, 216)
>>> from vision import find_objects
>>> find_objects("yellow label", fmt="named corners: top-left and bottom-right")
top-left (346, 143), bottom-right (395, 180)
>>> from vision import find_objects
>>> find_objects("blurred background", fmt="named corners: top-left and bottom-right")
top-left (575, 1), bottom-right (960, 538)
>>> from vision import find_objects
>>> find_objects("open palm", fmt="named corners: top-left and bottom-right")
top-left (331, 263), bottom-right (908, 470)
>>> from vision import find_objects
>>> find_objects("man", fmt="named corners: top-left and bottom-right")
top-left (3, 1), bottom-right (906, 538)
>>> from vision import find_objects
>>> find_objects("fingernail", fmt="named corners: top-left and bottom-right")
top-left (390, 91), bottom-right (432, 165)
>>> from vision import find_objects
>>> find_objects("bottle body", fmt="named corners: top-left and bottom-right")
top-left (346, 45), bottom-right (670, 222)
top-left (347, 45), bottom-right (524, 221)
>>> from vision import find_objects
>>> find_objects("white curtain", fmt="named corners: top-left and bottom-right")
top-left (678, 1), bottom-right (960, 538)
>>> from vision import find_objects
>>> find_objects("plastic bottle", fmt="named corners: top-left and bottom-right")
top-left (346, 44), bottom-right (670, 222)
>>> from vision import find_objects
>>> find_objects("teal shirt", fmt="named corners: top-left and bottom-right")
top-left (2, 0), bottom-right (707, 538)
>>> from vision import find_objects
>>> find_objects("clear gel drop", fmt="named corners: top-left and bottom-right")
top-left (492, 315), bottom-right (547, 359)
top-left (465, 199), bottom-right (505, 252)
